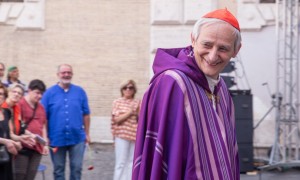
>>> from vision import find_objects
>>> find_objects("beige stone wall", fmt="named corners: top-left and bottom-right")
top-left (0, 0), bottom-right (150, 118)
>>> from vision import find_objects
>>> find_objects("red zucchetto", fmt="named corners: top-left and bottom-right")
top-left (203, 8), bottom-right (240, 31)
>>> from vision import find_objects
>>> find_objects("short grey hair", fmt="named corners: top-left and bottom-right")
top-left (8, 83), bottom-right (25, 95)
top-left (57, 64), bottom-right (73, 73)
top-left (191, 18), bottom-right (242, 53)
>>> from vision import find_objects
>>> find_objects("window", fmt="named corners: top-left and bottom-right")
top-left (0, 0), bottom-right (44, 29)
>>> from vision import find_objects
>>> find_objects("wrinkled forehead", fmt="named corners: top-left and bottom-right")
top-left (59, 65), bottom-right (73, 72)
top-left (203, 21), bottom-right (236, 35)
top-left (201, 22), bottom-right (236, 44)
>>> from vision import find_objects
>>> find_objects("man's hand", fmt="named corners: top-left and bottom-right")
top-left (85, 134), bottom-right (91, 144)
top-left (42, 146), bottom-right (49, 155)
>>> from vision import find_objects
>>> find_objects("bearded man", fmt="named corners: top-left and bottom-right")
top-left (42, 64), bottom-right (91, 180)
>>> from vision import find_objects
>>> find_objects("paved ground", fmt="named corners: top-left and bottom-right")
top-left (35, 143), bottom-right (300, 180)
top-left (36, 143), bottom-right (115, 180)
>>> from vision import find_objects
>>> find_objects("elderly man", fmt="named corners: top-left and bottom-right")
top-left (133, 9), bottom-right (242, 180)
top-left (42, 64), bottom-right (91, 180)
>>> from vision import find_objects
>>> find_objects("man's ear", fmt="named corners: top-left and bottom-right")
top-left (232, 44), bottom-right (242, 58)
top-left (191, 33), bottom-right (196, 47)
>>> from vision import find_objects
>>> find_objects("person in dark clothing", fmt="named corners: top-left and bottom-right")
top-left (0, 84), bottom-right (22, 180)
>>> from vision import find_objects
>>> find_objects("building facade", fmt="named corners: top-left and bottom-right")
top-left (0, 0), bottom-right (294, 154)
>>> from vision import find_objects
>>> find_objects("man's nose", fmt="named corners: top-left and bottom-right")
top-left (208, 48), bottom-right (219, 62)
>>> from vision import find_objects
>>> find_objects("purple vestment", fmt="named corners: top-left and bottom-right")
top-left (133, 46), bottom-right (239, 180)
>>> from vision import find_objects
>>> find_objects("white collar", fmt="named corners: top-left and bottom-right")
top-left (205, 75), bottom-right (220, 93)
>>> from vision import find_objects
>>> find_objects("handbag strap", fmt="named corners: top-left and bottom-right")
top-left (21, 103), bottom-right (38, 126)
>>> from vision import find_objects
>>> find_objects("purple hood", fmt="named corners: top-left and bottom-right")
top-left (151, 46), bottom-right (215, 93)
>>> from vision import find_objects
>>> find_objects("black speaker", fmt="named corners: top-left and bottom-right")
top-left (230, 90), bottom-right (254, 173)
top-left (221, 76), bottom-right (236, 89)
top-left (231, 90), bottom-right (253, 119)
top-left (238, 144), bottom-right (254, 172)
top-left (235, 120), bottom-right (253, 143)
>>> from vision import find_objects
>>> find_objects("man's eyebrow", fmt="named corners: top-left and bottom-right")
top-left (200, 41), bottom-right (212, 45)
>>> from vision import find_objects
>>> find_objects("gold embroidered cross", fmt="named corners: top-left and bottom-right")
top-left (205, 90), bottom-right (219, 104)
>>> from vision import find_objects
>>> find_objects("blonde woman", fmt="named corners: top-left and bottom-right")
top-left (111, 80), bottom-right (140, 180)
top-left (0, 84), bottom-right (22, 180)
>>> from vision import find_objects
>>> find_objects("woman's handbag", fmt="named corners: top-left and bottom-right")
top-left (0, 145), bottom-right (9, 164)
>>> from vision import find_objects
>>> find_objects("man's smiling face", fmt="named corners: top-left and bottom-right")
top-left (192, 22), bottom-right (239, 79)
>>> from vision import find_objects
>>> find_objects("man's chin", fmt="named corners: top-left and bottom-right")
top-left (60, 80), bottom-right (72, 84)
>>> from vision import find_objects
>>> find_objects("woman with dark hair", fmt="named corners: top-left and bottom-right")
top-left (13, 79), bottom-right (48, 180)
top-left (111, 79), bottom-right (140, 180)
top-left (0, 84), bottom-right (22, 180)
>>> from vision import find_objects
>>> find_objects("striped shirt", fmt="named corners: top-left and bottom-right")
top-left (111, 97), bottom-right (140, 141)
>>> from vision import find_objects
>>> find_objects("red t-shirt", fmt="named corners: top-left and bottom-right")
top-left (18, 98), bottom-right (47, 154)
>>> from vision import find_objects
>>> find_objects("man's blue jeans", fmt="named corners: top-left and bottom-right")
top-left (50, 142), bottom-right (86, 180)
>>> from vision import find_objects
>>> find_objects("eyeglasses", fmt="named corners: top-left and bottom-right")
top-left (0, 93), bottom-right (5, 96)
top-left (122, 86), bottom-right (134, 91)
top-left (59, 71), bottom-right (72, 75)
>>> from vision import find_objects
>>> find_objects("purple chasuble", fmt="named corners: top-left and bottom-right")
top-left (133, 46), bottom-right (239, 180)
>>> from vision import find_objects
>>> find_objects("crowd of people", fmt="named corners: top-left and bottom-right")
top-left (0, 63), bottom-right (140, 180)
top-left (0, 62), bottom-right (139, 180)
top-left (0, 64), bottom-right (91, 180)
top-left (0, 8), bottom-right (242, 180)
top-left (0, 64), bottom-right (47, 180)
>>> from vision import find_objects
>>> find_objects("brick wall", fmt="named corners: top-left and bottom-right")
top-left (0, 0), bottom-right (150, 142)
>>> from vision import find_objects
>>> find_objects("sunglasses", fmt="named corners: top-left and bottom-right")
top-left (122, 86), bottom-right (134, 91)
